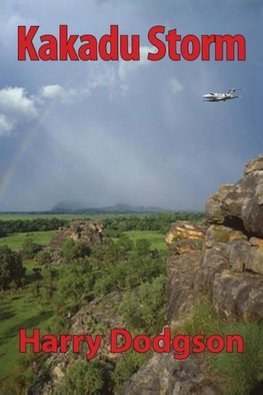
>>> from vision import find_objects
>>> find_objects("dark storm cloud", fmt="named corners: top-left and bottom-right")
top-left (0, 0), bottom-right (262, 211)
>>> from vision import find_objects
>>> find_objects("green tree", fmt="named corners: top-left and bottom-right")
top-left (21, 238), bottom-right (42, 259)
top-left (121, 275), bottom-right (166, 334)
top-left (0, 246), bottom-right (25, 289)
top-left (135, 239), bottom-right (151, 256)
top-left (0, 228), bottom-right (7, 238)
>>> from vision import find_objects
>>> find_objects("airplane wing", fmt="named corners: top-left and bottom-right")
top-left (202, 97), bottom-right (220, 102)
top-left (203, 95), bottom-right (240, 102)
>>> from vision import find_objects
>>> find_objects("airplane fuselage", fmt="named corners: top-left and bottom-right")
top-left (202, 91), bottom-right (239, 102)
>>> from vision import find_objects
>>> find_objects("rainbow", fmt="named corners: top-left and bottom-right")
top-left (0, 107), bottom-right (51, 204)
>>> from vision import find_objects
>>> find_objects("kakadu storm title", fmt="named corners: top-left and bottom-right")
top-left (17, 25), bottom-right (246, 62)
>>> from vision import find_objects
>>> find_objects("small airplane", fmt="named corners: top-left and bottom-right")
top-left (202, 88), bottom-right (241, 102)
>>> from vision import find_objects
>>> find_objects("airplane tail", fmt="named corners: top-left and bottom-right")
top-left (228, 88), bottom-right (242, 95)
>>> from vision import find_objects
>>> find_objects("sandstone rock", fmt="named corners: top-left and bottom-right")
top-left (206, 156), bottom-right (263, 237)
top-left (249, 237), bottom-right (263, 248)
top-left (198, 245), bottom-right (230, 296)
top-left (227, 240), bottom-right (250, 272)
top-left (68, 221), bottom-right (103, 243)
top-left (119, 352), bottom-right (221, 395)
top-left (205, 231), bottom-right (263, 275)
top-left (247, 246), bottom-right (263, 275)
top-left (165, 222), bottom-right (205, 243)
top-left (244, 153), bottom-right (263, 175)
top-left (165, 222), bottom-right (205, 255)
top-left (50, 365), bottom-right (65, 387)
top-left (205, 185), bottom-right (234, 224)
top-left (70, 292), bottom-right (125, 361)
top-left (197, 237), bottom-right (263, 319)
top-left (205, 225), bottom-right (247, 249)
top-left (47, 220), bottom-right (103, 259)
top-left (212, 269), bottom-right (263, 320)
top-left (166, 251), bottom-right (202, 323)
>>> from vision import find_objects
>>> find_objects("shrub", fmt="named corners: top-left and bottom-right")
top-left (21, 238), bottom-right (42, 259)
top-left (0, 246), bottom-right (25, 290)
top-left (60, 239), bottom-right (91, 262)
top-left (0, 228), bottom-right (7, 238)
top-left (36, 251), bottom-right (52, 265)
top-left (211, 321), bottom-right (263, 395)
top-left (113, 350), bottom-right (148, 392)
top-left (135, 239), bottom-right (151, 256)
top-left (121, 274), bottom-right (166, 334)
top-left (179, 301), bottom-right (263, 395)
top-left (61, 359), bottom-right (106, 395)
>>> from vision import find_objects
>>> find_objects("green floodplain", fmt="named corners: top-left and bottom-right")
top-left (0, 211), bottom-right (173, 385)
top-left (1, 211), bottom-right (262, 395)
top-left (0, 210), bottom-right (207, 393)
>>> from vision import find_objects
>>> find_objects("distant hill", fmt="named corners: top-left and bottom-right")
top-left (51, 201), bottom-right (166, 214)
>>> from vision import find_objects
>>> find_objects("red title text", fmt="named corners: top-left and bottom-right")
top-left (17, 25), bottom-right (246, 62)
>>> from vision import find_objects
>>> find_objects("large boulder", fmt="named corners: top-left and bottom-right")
top-left (206, 154), bottom-right (263, 237)
top-left (166, 251), bottom-right (202, 323)
top-left (165, 222), bottom-right (205, 255)
top-left (198, 224), bottom-right (263, 319)
top-left (199, 236), bottom-right (263, 319)
top-left (120, 352), bottom-right (221, 395)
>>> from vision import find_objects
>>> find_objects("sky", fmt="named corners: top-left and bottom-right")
top-left (0, 0), bottom-right (262, 211)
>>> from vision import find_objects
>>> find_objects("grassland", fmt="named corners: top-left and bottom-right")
top-left (124, 230), bottom-right (167, 251)
top-left (0, 258), bottom-right (54, 383)
top-left (0, 229), bottom-right (167, 252)
top-left (0, 231), bottom-right (54, 250)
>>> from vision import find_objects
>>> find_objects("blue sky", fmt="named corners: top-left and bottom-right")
top-left (0, 0), bottom-right (262, 211)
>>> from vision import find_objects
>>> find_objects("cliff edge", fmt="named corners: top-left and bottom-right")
top-left (121, 154), bottom-right (263, 395)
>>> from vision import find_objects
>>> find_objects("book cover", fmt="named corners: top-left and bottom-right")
top-left (0, 1), bottom-right (262, 394)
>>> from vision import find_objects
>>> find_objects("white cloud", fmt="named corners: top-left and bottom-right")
top-left (0, 114), bottom-right (14, 136)
top-left (170, 77), bottom-right (183, 93)
top-left (0, 87), bottom-right (38, 136)
top-left (41, 85), bottom-right (65, 100)
top-left (0, 83), bottom-right (90, 138)
top-left (0, 13), bottom-right (35, 48)
top-left (88, 65), bottom-right (118, 91)
top-left (0, 87), bottom-right (38, 117)
top-left (118, 46), bottom-right (156, 81)
top-left (40, 84), bottom-right (86, 104)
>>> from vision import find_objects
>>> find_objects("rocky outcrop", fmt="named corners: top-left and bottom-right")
top-left (120, 353), bottom-right (221, 395)
top-left (47, 221), bottom-right (103, 257)
top-left (206, 153), bottom-right (263, 237)
top-left (122, 154), bottom-right (263, 394)
top-left (29, 292), bottom-right (124, 395)
top-left (165, 222), bottom-right (205, 255)
top-left (201, 155), bottom-right (263, 319)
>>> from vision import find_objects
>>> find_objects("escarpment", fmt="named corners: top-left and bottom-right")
top-left (122, 154), bottom-right (263, 395)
